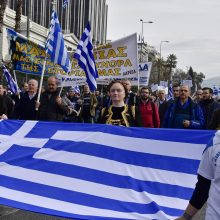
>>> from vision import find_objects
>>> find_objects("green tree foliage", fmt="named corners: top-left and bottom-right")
top-left (165, 54), bottom-right (177, 84)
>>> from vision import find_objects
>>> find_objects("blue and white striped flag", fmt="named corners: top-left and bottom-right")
top-left (74, 22), bottom-right (98, 92)
top-left (62, 0), bottom-right (69, 8)
top-left (2, 65), bottom-right (19, 94)
top-left (46, 11), bottom-right (71, 73)
top-left (73, 85), bottom-right (80, 94)
top-left (167, 82), bottom-right (173, 100)
top-left (0, 120), bottom-right (216, 220)
top-left (213, 85), bottom-right (219, 96)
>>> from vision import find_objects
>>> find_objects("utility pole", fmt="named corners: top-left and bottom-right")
top-left (139, 19), bottom-right (153, 62)
top-left (51, 0), bottom-right (57, 11)
top-left (26, 0), bottom-right (31, 38)
top-left (158, 40), bottom-right (169, 84)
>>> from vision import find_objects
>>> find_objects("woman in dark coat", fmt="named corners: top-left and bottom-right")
top-left (99, 81), bottom-right (135, 127)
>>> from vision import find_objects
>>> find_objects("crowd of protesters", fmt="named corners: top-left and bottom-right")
top-left (0, 76), bottom-right (220, 130)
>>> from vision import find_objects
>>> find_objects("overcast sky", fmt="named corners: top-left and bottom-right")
top-left (106, 0), bottom-right (220, 79)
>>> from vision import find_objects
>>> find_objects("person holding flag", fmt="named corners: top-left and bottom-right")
top-left (36, 10), bottom-right (71, 110)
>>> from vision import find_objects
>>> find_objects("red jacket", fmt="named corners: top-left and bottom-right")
top-left (136, 100), bottom-right (160, 128)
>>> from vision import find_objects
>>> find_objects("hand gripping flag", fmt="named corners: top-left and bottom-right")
top-left (46, 11), bottom-right (71, 73)
top-left (73, 22), bottom-right (98, 92)
top-left (0, 120), bottom-right (216, 220)
top-left (2, 65), bottom-right (19, 94)
top-left (62, 0), bottom-right (69, 8)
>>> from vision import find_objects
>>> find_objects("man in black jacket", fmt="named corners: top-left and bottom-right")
top-left (14, 79), bottom-right (38, 120)
top-left (199, 87), bottom-right (220, 129)
top-left (37, 76), bottom-right (69, 121)
top-left (0, 84), bottom-right (14, 119)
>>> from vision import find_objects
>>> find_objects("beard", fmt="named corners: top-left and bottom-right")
top-left (141, 96), bottom-right (149, 101)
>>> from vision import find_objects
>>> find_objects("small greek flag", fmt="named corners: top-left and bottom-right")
top-left (46, 11), bottom-right (71, 73)
top-left (73, 22), bottom-right (98, 92)
top-left (167, 82), bottom-right (173, 100)
top-left (62, 0), bottom-right (69, 8)
top-left (73, 85), bottom-right (80, 94)
top-left (2, 65), bottom-right (19, 94)
top-left (213, 85), bottom-right (219, 96)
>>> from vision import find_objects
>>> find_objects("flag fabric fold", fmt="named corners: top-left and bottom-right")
top-left (62, 0), bottom-right (69, 8)
top-left (167, 82), bottom-right (173, 100)
top-left (73, 22), bottom-right (98, 92)
top-left (0, 120), bottom-right (216, 220)
top-left (2, 65), bottom-right (19, 94)
top-left (46, 11), bottom-right (71, 73)
top-left (213, 85), bottom-right (219, 96)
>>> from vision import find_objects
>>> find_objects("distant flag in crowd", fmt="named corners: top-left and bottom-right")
top-left (2, 65), bottom-right (19, 94)
top-left (73, 85), bottom-right (80, 94)
top-left (62, 0), bottom-right (69, 8)
top-left (213, 85), bottom-right (219, 96)
top-left (46, 11), bottom-right (71, 73)
top-left (73, 22), bottom-right (98, 92)
top-left (167, 82), bottom-right (173, 100)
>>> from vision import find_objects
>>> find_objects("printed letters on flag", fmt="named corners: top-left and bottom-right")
top-left (46, 11), bottom-right (71, 73)
top-left (73, 22), bottom-right (98, 92)
top-left (0, 120), bottom-right (216, 220)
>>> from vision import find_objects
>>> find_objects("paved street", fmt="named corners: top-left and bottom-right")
top-left (0, 204), bottom-right (206, 220)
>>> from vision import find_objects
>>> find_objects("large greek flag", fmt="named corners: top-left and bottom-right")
top-left (46, 11), bottom-right (70, 73)
top-left (74, 23), bottom-right (98, 92)
top-left (0, 120), bottom-right (216, 219)
top-left (2, 65), bottom-right (19, 94)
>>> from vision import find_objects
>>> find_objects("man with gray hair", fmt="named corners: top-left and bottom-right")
top-left (162, 85), bottom-right (204, 129)
top-left (14, 79), bottom-right (39, 120)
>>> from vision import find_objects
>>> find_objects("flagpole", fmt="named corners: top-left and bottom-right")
top-left (36, 0), bottom-right (57, 110)
top-left (13, 70), bottom-right (20, 99)
top-left (36, 55), bottom-right (47, 110)
top-left (137, 68), bottom-right (140, 91)
top-left (58, 60), bottom-right (72, 97)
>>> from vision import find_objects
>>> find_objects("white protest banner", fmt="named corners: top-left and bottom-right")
top-left (182, 80), bottom-right (192, 87)
top-left (151, 84), bottom-right (158, 92)
top-left (57, 75), bottom-right (110, 87)
top-left (57, 75), bottom-right (86, 87)
top-left (70, 33), bottom-right (138, 79)
top-left (130, 62), bottom-right (152, 86)
top-left (159, 81), bottom-right (168, 88)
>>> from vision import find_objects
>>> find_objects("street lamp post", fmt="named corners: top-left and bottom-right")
top-left (159, 40), bottom-right (169, 60)
top-left (158, 40), bottom-right (169, 84)
top-left (140, 19), bottom-right (153, 62)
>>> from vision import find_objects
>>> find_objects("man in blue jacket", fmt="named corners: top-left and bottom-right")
top-left (162, 85), bottom-right (204, 129)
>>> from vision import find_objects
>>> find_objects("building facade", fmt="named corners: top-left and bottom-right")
top-left (8, 0), bottom-right (108, 45)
